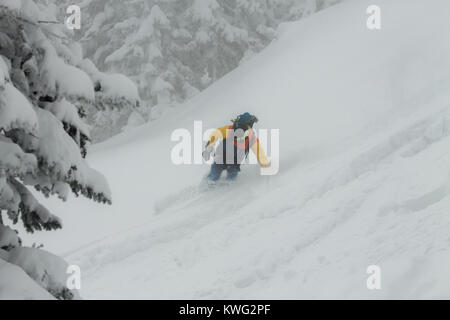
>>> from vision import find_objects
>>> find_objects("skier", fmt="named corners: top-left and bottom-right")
top-left (202, 112), bottom-right (271, 181)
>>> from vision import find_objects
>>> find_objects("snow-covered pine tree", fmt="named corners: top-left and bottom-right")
top-left (0, 0), bottom-right (130, 299)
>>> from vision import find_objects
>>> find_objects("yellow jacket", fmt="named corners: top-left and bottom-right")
top-left (208, 125), bottom-right (270, 167)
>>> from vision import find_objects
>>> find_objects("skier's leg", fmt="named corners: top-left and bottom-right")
top-left (226, 164), bottom-right (240, 180)
top-left (208, 162), bottom-right (225, 181)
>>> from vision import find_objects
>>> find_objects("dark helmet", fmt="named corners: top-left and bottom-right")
top-left (232, 112), bottom-right (258, 129)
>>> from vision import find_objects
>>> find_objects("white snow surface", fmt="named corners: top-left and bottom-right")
top-left (19, 0), bottom-right (450, 299)
top-left (0, 225), bottom-right (20, 249)
top-left (7, 247), bottom-right (80, 300)
top-left (40, 44), bottom-right (95, 101)
top-left (0, 258), bottom-right (54, 300)
top-left (0, 83), bottom-right (38, 135)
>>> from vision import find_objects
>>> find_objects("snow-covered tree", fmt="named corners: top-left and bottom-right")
top-left (0, 0), bottom-right (137, 299)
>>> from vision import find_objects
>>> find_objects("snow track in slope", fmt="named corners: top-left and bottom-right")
top-left (70, 104), bottom-right (450, 298)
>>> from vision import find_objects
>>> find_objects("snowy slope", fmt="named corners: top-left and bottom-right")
top-left (19, 0), bottom-right (450, 298)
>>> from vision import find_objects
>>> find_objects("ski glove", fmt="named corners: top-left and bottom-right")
top-left (202, 144), bottom-right (214, 161)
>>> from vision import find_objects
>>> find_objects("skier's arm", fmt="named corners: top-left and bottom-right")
top-left (207, 126), bottom-right (229, 147)
top-left (203, 126), bottom-right (229, 161)
top-left (251, 139), bottom-right (271, 168)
